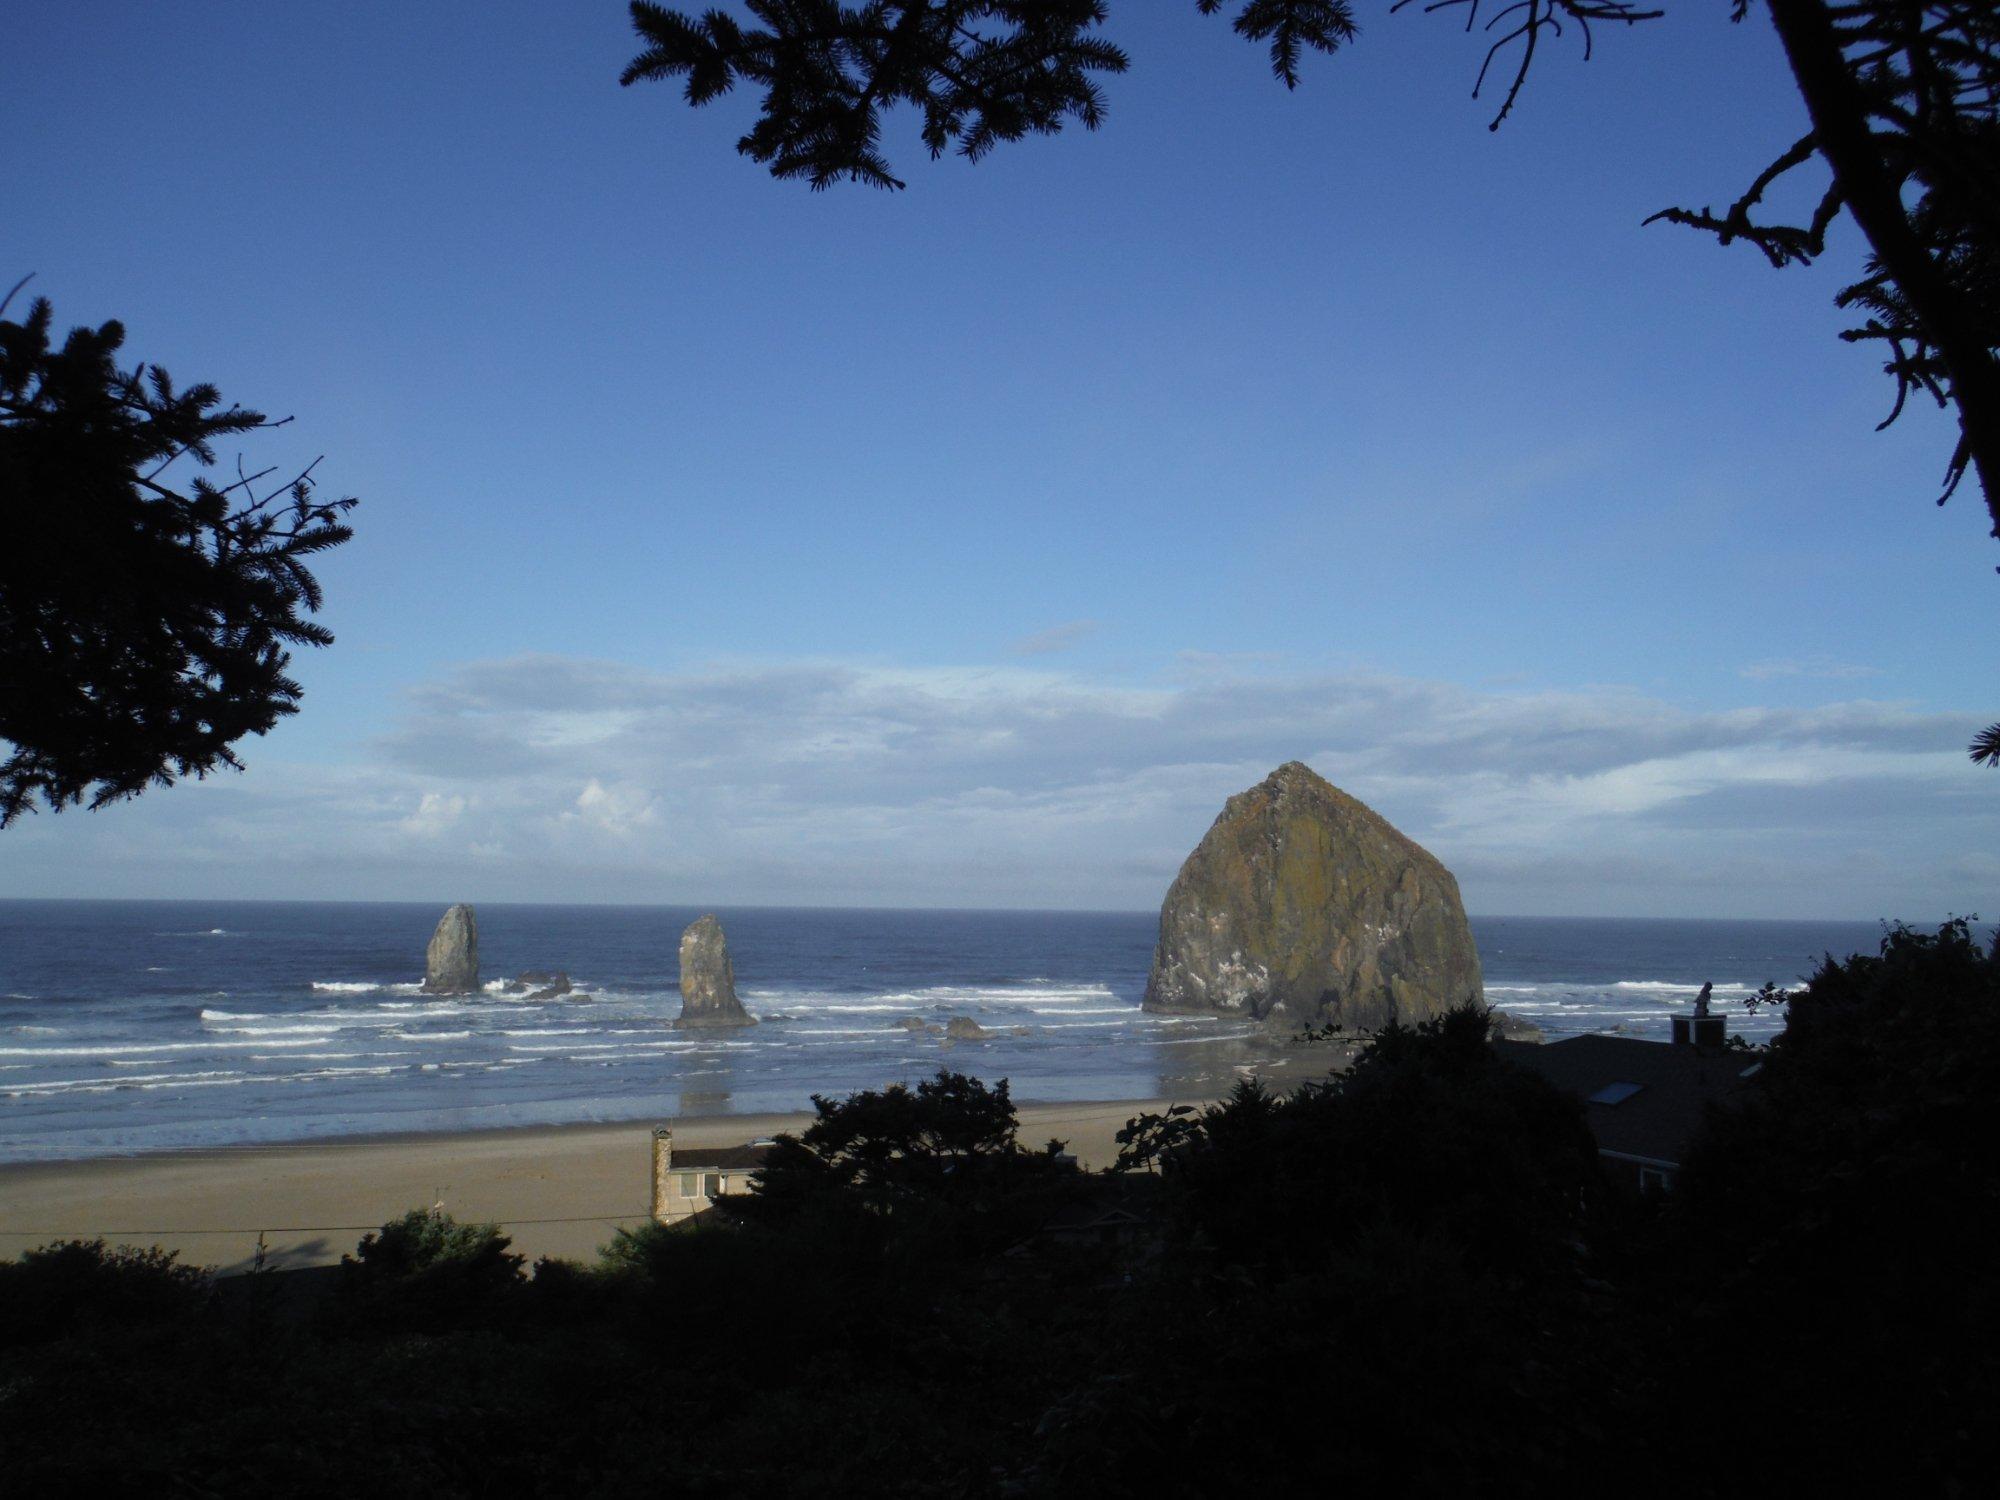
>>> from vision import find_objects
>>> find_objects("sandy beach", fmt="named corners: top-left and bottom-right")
top-left (0, 1097), bottom-right (1185, 1275)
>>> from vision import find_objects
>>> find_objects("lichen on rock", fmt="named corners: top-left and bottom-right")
top-left (1142, 762), bottom-right (1482, 1034)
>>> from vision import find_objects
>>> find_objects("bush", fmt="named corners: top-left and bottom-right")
top-left (1663, 919), bottom-right (2000, 1491)
top-left (721, 1069), bottom-right (1087, 1267)
top-left (1159, 1003), bottom-right (1599, 1281)
top-left (0, 1239), bottom-right (212, 1348)
top-left (328, 1209), bottom-right (526, 1334)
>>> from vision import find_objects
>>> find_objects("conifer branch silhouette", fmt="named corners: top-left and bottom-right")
top-left (1649, 1), bottom-right (1999, 525)
top-left (0, 284), bottom-right (357, 825)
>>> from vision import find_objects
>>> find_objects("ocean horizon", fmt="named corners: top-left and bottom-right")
top-left (0, 899), bottom-right (1909, 1162)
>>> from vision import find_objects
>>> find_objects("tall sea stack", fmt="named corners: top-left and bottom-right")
top-left (674, 914), bottom-right (754, 1029)
top-left (422, 904), bottom-right (480, 995)
top-left (1143, 762), bottom-right (1482, 1033)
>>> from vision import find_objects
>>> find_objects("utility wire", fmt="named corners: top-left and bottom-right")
top-left (0, 1211), bottom-right (652, 1237)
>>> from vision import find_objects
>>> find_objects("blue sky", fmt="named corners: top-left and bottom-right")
top-left (3, 2), bottom-right (1995, 917)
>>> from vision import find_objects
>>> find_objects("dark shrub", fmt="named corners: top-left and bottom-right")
top-left (721, 1068), bottom-right (1087, 1267)
top-left (1163, 1002), bottom-right (1599, 1280)
top-left (0, 1239), bottom-right (212, 1348)
top-left (327, 1208), bottom-right (526, 1334)
top-left (1665, 919), bottom-right (2000, 1491)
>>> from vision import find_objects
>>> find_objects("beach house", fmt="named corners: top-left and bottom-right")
top-left (650, 1128), bottom-right (775, 1223)
top-left (1496, 1025), bottom-right (1761, 1193)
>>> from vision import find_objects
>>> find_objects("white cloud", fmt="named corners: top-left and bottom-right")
top-left (400, 791), bottom-right (467, 837)
top-left (1741, 656), bottom-right (1884, 681)
top-left (566, 778), bottom-right (659, 836)
top-left (1012, 619), bottom-right (1101, 656)
top-left (3, 652), bottom-right (1992, 919)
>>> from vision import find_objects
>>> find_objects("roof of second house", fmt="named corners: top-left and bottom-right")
top-left (667, 1143), bottom-right (776, 1172)
top-left (1496, 1035), bottom-right (1762, 1167)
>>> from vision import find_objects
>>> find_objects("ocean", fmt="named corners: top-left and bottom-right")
top-left (0, 901), bottom-right (1885, 1162)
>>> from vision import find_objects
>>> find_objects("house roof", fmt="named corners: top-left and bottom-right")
top-left (667, 1143), bottom-right (775, 1172)
top-left (1496, 1036), bottom-right (1759, 1167)
top-left (1004, 1175), bottom-right (1171, 1256)
top-left (1037, 1192), bottom-right (1163, 1236)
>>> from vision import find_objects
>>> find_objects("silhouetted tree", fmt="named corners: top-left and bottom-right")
top-left (0, 1240), bottom-right (212, 1349)
top-left (1650, 3), bottom-right (2000, 518)
top-left (723, 1067), bottom-right (1086, 1270)
top-left (1147, 1003), bottom-right (1599, 1274)
top-left (624, 4), bottom-right (2000, 724)
top-left (736, 1067), bottom-right (1069, 1211)
top-left (331, 1208), bottom-right (527, 1333)
top-left (1662, 919), bottom-right (2000, 1491)
top-left (0, 283), bottom-right (355, 826)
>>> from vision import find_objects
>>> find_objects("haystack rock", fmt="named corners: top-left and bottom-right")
top-left (674, 914), bottom-right (754, 1029)
top-left (421, 904), bottom-right (479, 995)
top-left (1143, 763), bottom-right (1482, 1034)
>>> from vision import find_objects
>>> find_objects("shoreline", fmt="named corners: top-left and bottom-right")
top-left (0, 1095), bottom-right (1194, 1275)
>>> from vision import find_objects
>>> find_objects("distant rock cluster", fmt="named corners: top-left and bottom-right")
top-left (414, 905), bottom-right (761, 1027)
top-left (893, 1014), bottom-right (1029, 1040)
top-left (500, 971), bottom-right (581, 1002)
top-left (1143, 762), bottom-right (1483, 1035)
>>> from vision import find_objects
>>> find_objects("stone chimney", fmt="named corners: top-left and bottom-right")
top-left (651, 1126), bottom-right (674, 1222)
top-left (1670, 982), bottom-right (1727, 1048)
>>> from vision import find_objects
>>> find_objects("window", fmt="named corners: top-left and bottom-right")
top-left (677, 1172), bottom-right (698, 1198)
top-left (1588, 1081), bottom-right (1644, 1106)
top-left (704, 1173), bottom-right (723, 1198)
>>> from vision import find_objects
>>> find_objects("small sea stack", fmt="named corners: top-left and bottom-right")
top-left (674, 914), bottom-right (754, 1029)
top-left (1143, 762), bottom-right (1482, 1034)
top-left (421, 904), bottom-right (480, 995)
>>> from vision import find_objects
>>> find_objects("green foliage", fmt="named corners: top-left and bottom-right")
top-left (744, 1068), bottom-right (1036, 1203)
top-left (0, 282), bottom-right (355, 826)
top-left (1112, 1100), bottom-right (1199, 1171)
top-left (623, 1), bottom-right (1133, 190)
top-left (1663, 919), bottom-right (2000, 1490)
top-left (1144, 1002), bottom-right (1600, 1278)
top-left (726, 1069), bottom-right (1088, 1269)
top-left (0, 1239), bottom-right (212, 1348)
top-left (331, 1208), bottom-right (527, 1333)
top-left (344, 1207), bottom-right (525, 1279)
top-left (1197, 1), bottom-right (1357, 89)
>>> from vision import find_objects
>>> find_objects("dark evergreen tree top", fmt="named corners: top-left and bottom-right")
top-left (618, 1), bottom-right (1658, 182)
top-left (0, 283), bottom-right (356, 826)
